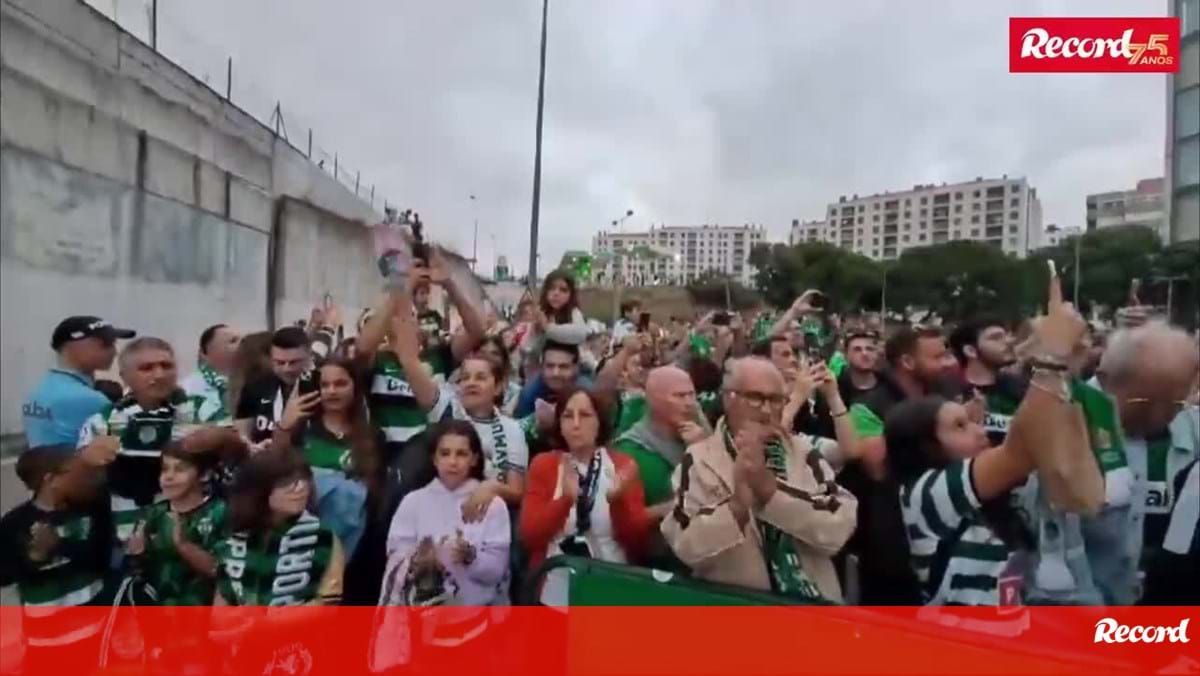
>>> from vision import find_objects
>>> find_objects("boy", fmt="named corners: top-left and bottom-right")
top-left (0, 447), bottom-right (112, 670)
top-left (127, 443), bottom-right (226, 606)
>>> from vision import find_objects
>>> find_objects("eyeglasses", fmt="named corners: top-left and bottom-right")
top-left (1123, 398), bottom-right (1193, 416)
top-left (730, 390), bottom-right (788, 409)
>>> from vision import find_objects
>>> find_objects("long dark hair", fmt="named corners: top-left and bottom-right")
top-left (228, 450), bottom-right (313, 535)
top-left (884, 396), bottom-right (1033, 550)
top-left (418, 420), bottom-right (486, 488)
top-left (550, 388), bottom-right (613, 452)
top-left (316, 358), bottom-right (383, 509)
top-left (539, 270), bottom-right (578, 324)
top-left (477, 334), bottom-right (512, 383)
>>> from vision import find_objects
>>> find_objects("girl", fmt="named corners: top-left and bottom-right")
top-left (521, 271), bottom-right (589, 353)
top-left (373, 422), bottom-right (510, 671)
top-left (378, 420), bottom-right (512, 608)
top-left (215, 451), bottom-right (343, 606)
top-left (520, 389), bottom-right (652, 606)
top-left (273, 357), bottom-right (384, 559)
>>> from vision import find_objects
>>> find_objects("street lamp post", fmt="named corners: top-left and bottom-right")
top-left (470, 194), bottom-right (479, 273)
top-left (527, 0), bottom-right (549, 289)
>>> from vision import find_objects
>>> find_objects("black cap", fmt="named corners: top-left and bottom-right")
top-left (51, 316), bottom-right (136, 351)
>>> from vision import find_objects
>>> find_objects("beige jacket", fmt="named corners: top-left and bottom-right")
top-left (660, 421), bottom-right (858, 602)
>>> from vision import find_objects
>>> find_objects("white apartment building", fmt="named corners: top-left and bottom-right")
top-left (1041, 223), bottom-right (1083, 249)
top-left (1085, 177), bottom-right (1167, 241)
top-left (592, 223), bottom-right (767, 286)
top-left (789, 176), bottom-right (1043, 260)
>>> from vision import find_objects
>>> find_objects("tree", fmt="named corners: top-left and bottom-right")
top-left (887, 241), bottom-right (1030, 321)
top-left (749, 242), bottom-right (882, 312)
top-left (1028, 225), bottom-right (1162, 314)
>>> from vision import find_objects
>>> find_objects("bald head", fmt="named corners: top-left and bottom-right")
top-left (645, 366), bottom-right (698, 429)
top-left (1099, 321), bottom-right (1199, 437)
top-left (1100, 321), bottom-right (1198, 387)
top-left (724, 356), bottom-right (786, 393)
top-left (722, 357), bottom-right (786, 430)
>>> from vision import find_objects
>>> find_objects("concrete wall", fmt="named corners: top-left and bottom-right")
top-left (0, 0), bottom-right (382, 447)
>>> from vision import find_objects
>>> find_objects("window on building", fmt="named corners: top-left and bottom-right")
top-left (1009, 211), bottom-right (1019, 220)
top-left (954, 205), bottom-right (962, 213)
top-left (919, 233), bottom-right (927, 241)
top-left (873, 226), bottom-right (880, 234)
top-left (872, 214), bottom-right (880, 222)
top-left (873, 203), bottom-right (880, 210)
top-left (1011, 183), bottom-right (1020, 192)
top-left (920, 208), bottom-right (927, 217)
top-left (973, 190), bottom-right (981, 198)
top-left (953, 217), bottom-right (961, 225)
top-left (920, 197), bottom-right (928, 205)
top-left (1010, 198), bottom-right (1020, 207)
top-left (971, 229), bottom-right (980, 237)
top-left (1009, 237), bottom-right (1018, 247)
top-left (902, 235), bottom-right (910, 242)
top-left (972, 203), bottom-right (980, 212)
top-left (1009, 225), bottom-right (1018, 233)
top-left (857, 217), bottom-right (863, 224)
top-left (857, 205), bottom-right (865, 212)
top-left (873, 237), bottom-right (879, 245)
top-left (904, 198), bottom-right (911, 206)
top-left (954, 192), bottom-right (963, 200)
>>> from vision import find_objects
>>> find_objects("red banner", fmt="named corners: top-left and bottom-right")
top-left (1009, 17), bottom-right (1180, 73)
top-left (1, 606), bottom-right (1195, 675)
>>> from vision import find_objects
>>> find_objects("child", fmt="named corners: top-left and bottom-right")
top-left (0, 447), bottom-right (112, 671)
top-left (215, 450), bottom-right (344, 606)
top-left (126, 443), bottom-right (226, 606)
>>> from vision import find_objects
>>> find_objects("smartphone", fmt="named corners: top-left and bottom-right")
top-left (638, 312), bottom-right (651, 332)
top-left (323, 292), bottom-right (333, 309)
top-left (297, 368), bottom-right (321, 399)
top-left (712, 311), bottom-right (731, 326)
top-left (1047, 260), bottom-right (1057, 278)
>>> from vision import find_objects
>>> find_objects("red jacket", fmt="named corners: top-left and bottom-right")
top-left (520, 449), bottom-right (653, 573)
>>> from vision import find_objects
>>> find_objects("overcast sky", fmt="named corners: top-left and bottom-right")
top-left (102, 0), bottom-right (1167, 275)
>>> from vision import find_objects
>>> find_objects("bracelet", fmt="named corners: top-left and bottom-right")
top-left (830, 408), bottom-right (849, 418)
top-left (1029, 357), bottom-right (1069, 372)
top-left (1029, 372), bottom-right (1071, 403)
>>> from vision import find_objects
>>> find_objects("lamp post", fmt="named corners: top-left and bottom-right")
top-left (470, 194), bottom-right (479, 273)
top-left (527, 0), bottom-right (549, 289)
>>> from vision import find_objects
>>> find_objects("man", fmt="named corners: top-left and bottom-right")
top-left (837, 329), bottom-right (882, 406)
top-left (77, 338), bottom-right (210, 544)
top-left (662, 357), bottom-right (857, 602)
top-left (1089, 321), bottom-right (1199, 605)
top-left (357, 255), bottom-right (486, 450)
top-left (518, 340), bottom-right (586, 454)
top-left (839, 325), bottom-right (954, 605)
top-left (181, 323), bottom-right (240, 425)
top-left (24, 316), bottom-right (135, 449)
top-left (753, 335), bottom-right (833, 438)
top-left (234, 326), bottom-right (311, 448)
top-left (949, 318), bottom-right (1020, 445)
top-left (613, 366), bottom-right (708, 516)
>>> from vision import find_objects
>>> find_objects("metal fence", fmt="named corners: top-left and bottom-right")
top-left (84, 0), bottom-right (390, 212)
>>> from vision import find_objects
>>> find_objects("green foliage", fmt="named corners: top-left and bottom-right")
top-left (749, 225), bottom-right (1194, 326)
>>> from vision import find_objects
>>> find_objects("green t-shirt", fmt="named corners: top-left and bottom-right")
top-left (613, 438), bottom-right (674, 507)
top-left (614, 392), bottom-right (647, 437)
top-left (138, 498), bottom-right (227, 606)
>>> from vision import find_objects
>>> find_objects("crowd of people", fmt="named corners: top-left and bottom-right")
top-left (3, 252), bottom-right (1198, 669)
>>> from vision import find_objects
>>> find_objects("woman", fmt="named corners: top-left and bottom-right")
top-left (372, 421), bottom-right (510, 671)
top-left (215, 451), bottom-right (344, 606)
top-left (520, 389), bottom-right (653, 606)
top-left (273, 357), bottom-right (383, 559)
top-left (478, 335), bottom-right (522, 416)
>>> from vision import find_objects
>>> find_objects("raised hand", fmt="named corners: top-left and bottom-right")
top-left (559, 455), bottom-right (580, 502)
top-left (606, 462), bottom-right (639, 502)
top-left (461, 481), bottom-right (498, 524)
top-left (279, 381), bottom-right (320, 432)
top-left (81, 435), bottom-right (120, 467)
top-left (1032, 267), bottom-right (1087, 360)
top-left (28, 522), bottom-right (60, 563)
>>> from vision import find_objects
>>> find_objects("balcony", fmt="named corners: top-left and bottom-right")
top-left (884, 200), bottom-right (900, 211)
top-left (932, 206), bottom-right (950, 218)
top-left (986, 186), bottom-right (1005, 198)
top-left (985, 200), bottom-right (1005, 211)
top-left (985, 226), bottom-right (1003, 238)
top-left (932, 194), bottom-right (950, 205)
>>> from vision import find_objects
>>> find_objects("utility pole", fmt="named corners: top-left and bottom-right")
top-left (470, 194), bottom-right (479, 273)
top-left (150, 0), bottom-right (158, 50)
top-left (1073, 233), bottom-right (1082, 307)
top-left (527, 0), bottom-right (549, 289)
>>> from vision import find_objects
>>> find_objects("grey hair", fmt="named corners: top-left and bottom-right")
top-left (1099, 320), bottom-right (1196, 384)
top-left (118, 336), bottom-right (174, 372)
top-left (720, 356), bottom-right (776, 392)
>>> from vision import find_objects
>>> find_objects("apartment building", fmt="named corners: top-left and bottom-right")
top-left (1165, 0), bottom-right (1199, 243)
top-left (592, 223), bottom-right (767, 286)
top-left (1085, 177), bottom-right (1166, 240)
top-left (789, 176), bottom-right (1043, 260)
top-left (1041, 223), bottom-right (1083, 249)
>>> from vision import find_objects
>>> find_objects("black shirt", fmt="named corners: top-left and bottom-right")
top-left (235, 374), bottom-right (292, 444)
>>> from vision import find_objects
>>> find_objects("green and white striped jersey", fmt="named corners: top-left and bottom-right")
top-left (900, 458), bottom-right (1015, 606)
top-left (76, 390), bottom-right (205, 543)
top-left (369, 349), bottom-right (451, 444)
top-left (0, 501), bottom-right (112, 647)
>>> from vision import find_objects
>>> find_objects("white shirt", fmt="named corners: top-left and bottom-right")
top-left (428, 388), bottom-right (529, 480)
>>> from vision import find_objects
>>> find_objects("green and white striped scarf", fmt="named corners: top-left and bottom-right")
top-left (721, 427), bottom-right (822, 601)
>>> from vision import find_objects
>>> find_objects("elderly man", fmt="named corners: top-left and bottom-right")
top-left (78, 337), bottom-right (241, 546)
top-left (1087, 321), bottom-right (1199, 605)
top-left (662, 357), bottom-right (857, 602)
top-left (614, 366), bottom-right (709, 516)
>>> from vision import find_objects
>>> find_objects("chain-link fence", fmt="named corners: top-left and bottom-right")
top-left (84, 0), bottom-right (389, 213)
